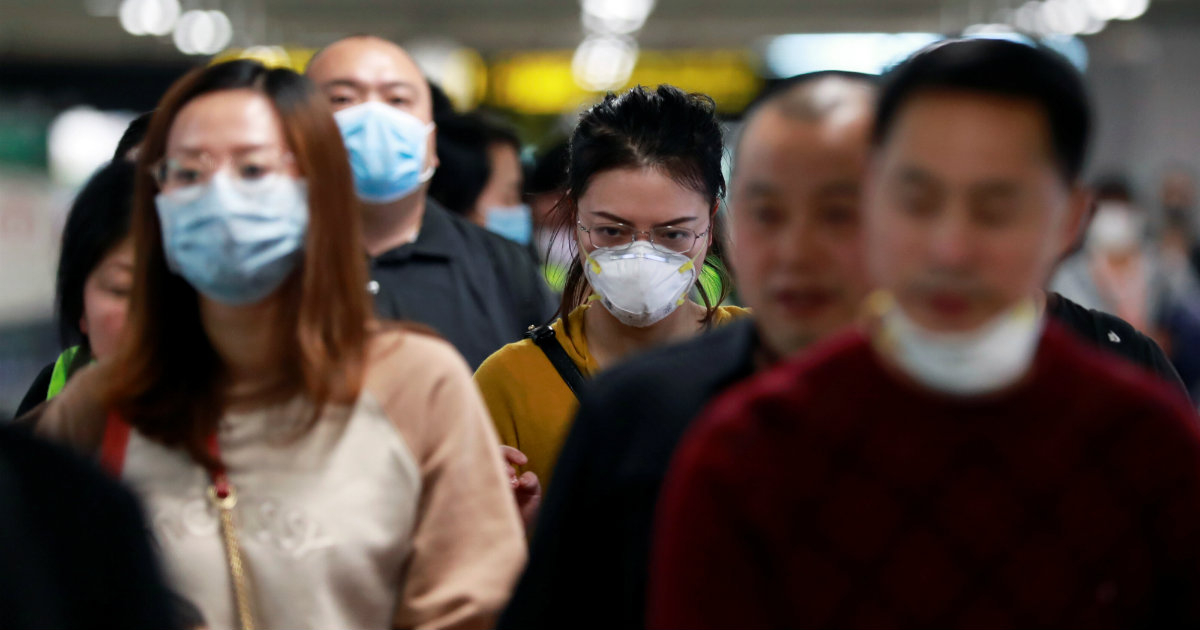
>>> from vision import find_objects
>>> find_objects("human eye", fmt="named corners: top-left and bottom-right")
top-left (974, 202), bottom-right (1019, 228)
top-left (167, 159), bottom-right (207, 187)
top-left (657, 227), bottom-right (693, 242)
top-left (596, 224), bottom-right (628, 238)
top-left (238, 162), bottom-right (270, 181)
top-left (747, 204), bottom-right (783, 228)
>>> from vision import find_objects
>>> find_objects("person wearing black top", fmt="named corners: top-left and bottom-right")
top-left (14, 159), bottom-right (137, 419)
top-left (307, 36), bottom-right (554, 369)
top-left (1046, 290), bottom-right (1186, 393)
top-left (0, 423), bottom-right (182, 629)
top-left (366, 197), bottom-right (554, 368)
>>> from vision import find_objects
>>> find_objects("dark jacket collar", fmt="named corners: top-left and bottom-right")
top-left (372, 198), bottom-right (460, 264)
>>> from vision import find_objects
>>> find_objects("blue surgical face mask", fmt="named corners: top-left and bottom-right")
top-left (155, 173), bottom-right (309, 305)
top-left (485, 203), bottom-right (534, 245)
top-left (334, 101), bottom-right (435, 204)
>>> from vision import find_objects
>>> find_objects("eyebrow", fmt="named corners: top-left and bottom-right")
top-left (170, 143), bottom-right (280, 156)
top-left (588, 210), bottom-right (700, 227)
top-left (321, 79), bottom-right (419, 92)
top-left (738, 181), bottom-right (780, 197)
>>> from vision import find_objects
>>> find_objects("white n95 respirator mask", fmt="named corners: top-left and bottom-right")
top-left (584, 241), bottom-right (701, 328)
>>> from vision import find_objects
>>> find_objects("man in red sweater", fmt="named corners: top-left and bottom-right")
top-left (649, 38), bottom-right (1200, 629)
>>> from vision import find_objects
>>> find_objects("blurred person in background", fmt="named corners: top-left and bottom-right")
top-left (307, 35), bottom-right (554, 369)
top-left (649, 39), bottom-right (1200, 629)
top-left (36, 60), bottom-right (525, 629)
top-left (473, 114), bottom-right (532, 245)
top-left (499, 71), bottom-right (876, 630)
top-left (1153, 165), bottom-right (1200, 399)
top-left (428, 109), bottom-right (534, 247)
top-left (1040, 175), bottom-right (1186, 396)
top-left (427, 105), bottom-right (491, 221)
top-left (14, 113), bottom-right (154, 419)
top-left (15, 160), bottom-right (135, 418)
top-left (1052, 176), bottom-right (1173, 345)
top-left (473, 85), bottom-right (748, 529)
top-left (1157, 165), bottom-right (1200, 279)
top-left (525, 141), bottom-right (574, 291)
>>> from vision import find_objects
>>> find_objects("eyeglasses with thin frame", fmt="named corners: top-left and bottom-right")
top-left (576, 220), bottom-right (710, 254)
top-left (150, 149), bottom-right (296, 192)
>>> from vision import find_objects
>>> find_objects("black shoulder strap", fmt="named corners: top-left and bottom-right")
top-left (525, 324), bottom-right (587, 399)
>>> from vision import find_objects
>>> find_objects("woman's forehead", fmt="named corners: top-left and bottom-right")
top-left (578, 167), bottom-right (711, 223)
top-left (167, 89), bottom-right (287, 154)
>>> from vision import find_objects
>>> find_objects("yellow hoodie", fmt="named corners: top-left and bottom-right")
top-left (474, 303), bottom-right (749, 491)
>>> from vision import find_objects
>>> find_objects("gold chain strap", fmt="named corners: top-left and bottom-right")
top-left (209, 483), bottom-right (257, 630)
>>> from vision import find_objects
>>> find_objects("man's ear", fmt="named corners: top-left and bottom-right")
top-left (1059, 184), bottom-right (1094, 259)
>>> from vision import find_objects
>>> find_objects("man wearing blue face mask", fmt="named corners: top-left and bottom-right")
top-left (307, 36), bottom-right (555, 369)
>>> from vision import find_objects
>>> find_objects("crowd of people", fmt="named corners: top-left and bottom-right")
top-left (4, 32), bottom-right (1200, 629)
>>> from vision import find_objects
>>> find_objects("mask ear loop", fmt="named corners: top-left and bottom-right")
top-left (417, 121), bottom-right (438, 184)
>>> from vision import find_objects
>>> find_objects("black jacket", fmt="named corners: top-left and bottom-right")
top-left (368, 201), bottom-right (556, 369)
top-left (499, 319), bottom-right (758, 630)
top-left (1046, 291), bottom-right (1188, 399)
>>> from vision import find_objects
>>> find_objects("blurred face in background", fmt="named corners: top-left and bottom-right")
top-left (865, 90), bottom-right (1086, 333)
top-left (474, 141), bottom-right (524, 226)
top-left (80, 237), bottom-right (134, 359)
top-left (729, 99), bottom-right (873, 358)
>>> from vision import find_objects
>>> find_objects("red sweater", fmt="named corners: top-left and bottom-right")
top-left (649, 323), bottom-right (1200, 629)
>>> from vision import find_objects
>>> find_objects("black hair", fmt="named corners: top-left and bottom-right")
top-left (551, 84), bottom-right (730, 325)
top-left (428, 112), bottom-right (491, 217)
top-left (429, 81), bottom-right (456, 123)
top-left (429, 110), bottom-right (525, 218)
top-left (478, 112), bottom-right (521, 153)
top-left (526, 140), bottom-right (570, 195)
top-left (874, 38), bottom-right (1091, 183)
top-left (55, 159), bottom-right (136, 367)
top-left (1092, 174), bottom-right (1135, 203)
top-left (113, 111), bottom-right (154, 161)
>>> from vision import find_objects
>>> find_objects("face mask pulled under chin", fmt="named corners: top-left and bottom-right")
top-left (873, 294), bottom-right (1044, 396)
top-left (334, 101), bottom-right (435, 204)
top-left (584, 241), bottom-right (700, 328)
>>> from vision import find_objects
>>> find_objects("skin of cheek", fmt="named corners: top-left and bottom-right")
top-left (80, 277), bottom-right (131, 360)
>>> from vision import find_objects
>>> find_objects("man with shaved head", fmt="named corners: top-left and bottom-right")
top-left (308, 36), bottom-right (554, 369)
top-left (498, 72), bottom-right (878, 630)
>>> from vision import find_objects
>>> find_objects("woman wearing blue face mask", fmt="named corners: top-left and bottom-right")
top-left (35, 60), bottom-right (525, 630)
top-left (473, 85), bottom-right (748, 528)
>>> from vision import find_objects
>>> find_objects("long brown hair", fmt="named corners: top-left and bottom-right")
top-left (550, 85), bottom-right (732, 325)
top-left (105, 60), bottom-right (370, 469)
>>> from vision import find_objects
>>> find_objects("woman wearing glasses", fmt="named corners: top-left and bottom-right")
top-left (36, 60), bottom-right (524, 629)
top-left (473, 85), bottom-right (747, 528)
